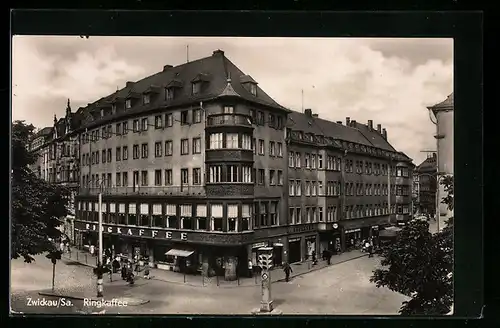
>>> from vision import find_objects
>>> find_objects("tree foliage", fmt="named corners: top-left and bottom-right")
top-left (11, 120), bottom-right (70, 263)
top-left (371, 176), bottom-right (454, 315)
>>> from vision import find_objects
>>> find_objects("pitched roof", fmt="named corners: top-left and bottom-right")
top-left (416, 155), bottom-right (437, 172)
top-left (287, 111), bottom-right (397, 152)
top-left (78, 50), bottom-right (288, 130)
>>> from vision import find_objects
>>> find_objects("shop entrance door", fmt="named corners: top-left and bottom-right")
top-left (288, 240), bottom-right (301, 263)
top-left (273, 246), bottom-right (283, 267)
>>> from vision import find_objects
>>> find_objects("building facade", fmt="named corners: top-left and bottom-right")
top-left (28, 100), bottom-right (82, 241)
top-left (413, 154), bottom-right (437, 217)
top-left (427, 93), bottom-right (454, 229)
top-left (34, 49), bottom-right (412, 280)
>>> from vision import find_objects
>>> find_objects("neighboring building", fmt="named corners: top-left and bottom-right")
top-left (413, 153), bottom-right (437, 217)
top-left (427, 93), bottom-right (454, 230)
top-left (28, 100), bottom-right (82, 240)
top-left (33, 49), bottom-right (413, 280)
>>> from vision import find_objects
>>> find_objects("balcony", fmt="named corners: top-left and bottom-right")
top-left (79, 186), bottom-right (205, 197)
top-left (206, 114), bottom-right (253, 128)
top-left (205, 183), bottom-right (254, 197)
top-left (205, 149), bottom-right (254, 162)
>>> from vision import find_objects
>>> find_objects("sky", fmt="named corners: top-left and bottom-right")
top-left (11, 36), bottom-right (453, 165)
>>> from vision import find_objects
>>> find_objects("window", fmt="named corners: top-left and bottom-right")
top-left (165, 88), bottom-right (174, 100)
top-left (155, 115), bottom-right (163, 129)
top-left (102, 150), bottom-right (106, 163)
top-left (152, 204), bottom-right (163, 228)
top-left (252, 138), bottom-right (256, 153)
top-left (289, 180), bottom-right (295, 196)
top-left (295, 153), bottom-right (301, 168)
top-left (165, 113), bottom-right (173, 127)
top-left (95, 151), bottom-right (100, 164)
top-left (192, 137), bottom-right (202, 154)
top-left (196, 205), bottom-right (207, 230)
top-left (122, 121), bottom-right (128, 135)
top-left (257, 111), bottom-right (264, 125)
top-left (143, 94), bottom-right (150, 105)
top-left (192, 82), bottom-right (201, 95)
top-left (305, 154), bottom-right (310, 168)
top-left (193, 109), bottom-right (202, 123)
top-left (277, 116), bottom-right (283, 129)
top-left (270, 170), bottom-right (276, 185)
top-left (289, 152), bottom-right (295, 168)
top-left (209, 133), bottom-right (223, 149)
top-left (154, 170), bottom-right (162, 186)
top-left (225, 133), bottom-right (238, 149)
top-left (122, 172), bottom-right (128, 187)
top-left (133, 119), bottom-right (139, 132)
top-left (155, 142), bottom-right (162, 157)
top-left (258, 169), bottom-right (265, 185)
top-left (181, 204), bottom-right (193, 229)
top-left (277, 142), bottom-right (283, 157)
top-left (181, 111), bottom-right (189, 125)
top-left (260, 203), bottom-right (268, 226)
top-left (165, 140), bottom-right (173, 156)
top-left (223, 106), bottom-right (234, 114)
top-left (122, 146), bottom-right (128, 160)
top-left (125, 99), bottom-right (132, 109)
top-left (249, 83), bottom-right (257, 96)
top-left (211, 204), bottom-right (223, 231)
top-left (181, 168), bottom-right (189, 185)
top-left (208, 165), bottom-right (222, 183)
top-left (165, 169), bottom-right (173, 185)
top-left (242, 204), bottom-right (252, 231)
top-left (128, 203), bottom-right (137, 226)
top-left (295, 180), bottom-right (302, 196)
top-left (311, 154), bottom-right (316, 169)
top-left (242, 166), bottom-right (252, 183)
top-left (141, 171), bottom-right (148, 186)
top-left (193, 168), bottom-right (201, 185)
top-left (181, 139), bottom-right (189, 155)
top-left (269, 141), bottom-right (276, 156)
top-left (258, 139), bottom-right (264, 155)
top-left (116, 147), bottom-right (121, 161)
top-left (242, 134), bottom-right (252, 150)
top-left (116, 123), bottom-right (122, 135)
top-left (141, 118), bottom-right (148, 131)
top-left (227, 204), bottom-right (238, 232)
top-left (141, 143), bottom-right (148, 158)
top-left (268, 114), bottom-right (276, 128)
top-left (277, 170), bottom-right (283, 185)
top-left (166, 204), bottom-right (177, 228)
top-left (116, 173), bottom-right (121, 187)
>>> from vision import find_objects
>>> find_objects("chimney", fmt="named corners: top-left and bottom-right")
top-left (382, 128), bottom-right (387, 139)
top-left (368, 120), bottom-right (373, 130)
top-left (213, 49), bottom-right (225, 56)
top-left (377, 124), bottom-right (382, 133)
top-left (163, 65), bottom-right (173, 71)
top-left (126, 81), bottom-right (134, 88)
top-left (312, 113), bottom-right (319, 118)
top-left (336, 121), bottom-right (342, 125)
top-left (351, 119), bottom-right (357, 127)
top-left (304, 108), bottom-right (313, 117)
top-left (346, 117), bottom-right (350, 125)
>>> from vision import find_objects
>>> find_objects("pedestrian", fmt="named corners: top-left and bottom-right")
top-left (365, 239), bottom-right (372, 258)
top-left (89, 244), bottom-right (95, 256)
top-left (121, 264), bottom-right (127, 280)
top-left (311, 250), bottom-right (317, 265)
top-left (59, 241), bottom-right (65, 253)
top-left (248, 259), bottom-right (253, 278)
top-left (283, 262), bottom-right (292, 282)
top-left (326, 249), bottom-right (331, 265)
top-left (144, 263), bottom-right (150, 279)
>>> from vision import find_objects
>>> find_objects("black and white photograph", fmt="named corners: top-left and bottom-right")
top-left (11, 36), bottom-right (454, 316)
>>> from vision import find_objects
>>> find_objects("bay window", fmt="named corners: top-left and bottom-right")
top-left (139, 203), bottom-right (150, 226)
top-left (242, 204), bottom-right (252, 231)
top-left (152, 204), bottom-right (163, 227)
top-left (243, 166), bottom-right (252, 183)
top-left (211, 204), bottom-right (223, 231)
top-left (226, 165), bottom-right (239, 182)
top-left (242, 134), bottom-right (252, 150)
top-left (209, 165), bottom-right (223, 183)
top-left (128, 203), bottom-right (137, 226)
top-left (227, 204), bottom-right (238, 232)
top-left (226, 133), bottom-right (239, 149)
top-left (196, 205), bottom-right (207, 230)
top-left (181, 204), bottom-right (193, 229)
top-left (166, 204), bottom-right (177, 228)
top-left (209, 133), bottom-right (223, 149)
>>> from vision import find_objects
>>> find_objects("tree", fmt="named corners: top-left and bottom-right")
top-left (370, 176), bottom-right (454, 315)
top-left (11, 120), bottom-right (70, 263)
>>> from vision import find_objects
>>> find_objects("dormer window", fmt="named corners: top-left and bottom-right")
top-left (192, 82), bottom-right (201, 95)
top-left (249, 83), bottom-right (257, 96)
top-left (143, 94), bottom-right (150, 105)
top-left (165, 87), bottom-right (175, 100)
top-left (125, 99), bottom-right (132, 109)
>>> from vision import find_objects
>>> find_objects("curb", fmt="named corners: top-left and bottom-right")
top-left (37, 292), bottom-right (150, 306)
top-left (275, 253), bottom-right (369, 282)
top-left (62, 258), bottom-right (97, 268)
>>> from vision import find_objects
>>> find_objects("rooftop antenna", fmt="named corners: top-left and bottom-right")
top-left (187, 45), bottom-right (189, 63)
top-left (301, 89), bottom-right (304, 113)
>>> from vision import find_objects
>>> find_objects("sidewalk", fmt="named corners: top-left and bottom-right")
top-left (62, 248), bottom-right (368, 288)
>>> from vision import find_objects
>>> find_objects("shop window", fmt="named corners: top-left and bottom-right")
top-left (227, 204), bottom-right (238, 232)
top-left (242, 204), bottom-right (252, 231)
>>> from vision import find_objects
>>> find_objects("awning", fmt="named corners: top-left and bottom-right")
top-left (165, 249), bottom-right (194, 257)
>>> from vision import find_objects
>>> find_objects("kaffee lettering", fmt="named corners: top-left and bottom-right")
top-left (107, 227), bottom-right (112, 233)
top-left (117, 228), bottom-right (122, 234)
top-left (166, 231), bottom-right (172, 239)
top-left (139, 229), bottom-right (144, 236)
top-left (127, 229), bottom-right (132, 235)
top-left (181, 232), bottom-right (187, 241)
top-left (152, 230), bottom-right (158, 238)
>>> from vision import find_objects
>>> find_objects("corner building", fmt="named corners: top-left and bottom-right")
top-left (73, 49), bottom-right (413, 280)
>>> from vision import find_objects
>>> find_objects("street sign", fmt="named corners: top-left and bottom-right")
top-left (261, 272), bottom-right (268, 280)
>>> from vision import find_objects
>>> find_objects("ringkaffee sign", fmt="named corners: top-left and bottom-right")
top-left (75, 221), bottom-right (188, 241)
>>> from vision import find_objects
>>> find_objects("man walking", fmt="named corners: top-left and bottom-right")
top-left (283, 262), bottom-right (293, 282)
top-left (248, 259), bottom-right (253, 278)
